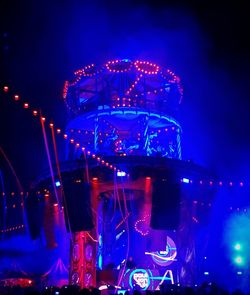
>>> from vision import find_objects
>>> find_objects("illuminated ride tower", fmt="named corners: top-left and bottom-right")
top-left (51, 57), bottom-right (218, 291)
top-left (61, 59), bottom-right (186, 289)
top-left (63, 59), bottom-right (183, 161)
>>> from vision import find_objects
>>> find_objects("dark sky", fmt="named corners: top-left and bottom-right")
top-left (1, 0), bottom-right (250, 190)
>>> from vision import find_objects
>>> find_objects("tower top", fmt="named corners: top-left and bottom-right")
top-left (63, 58), bottom-right (183, 119)
top-left (63, 59), bottom-right (183, 159)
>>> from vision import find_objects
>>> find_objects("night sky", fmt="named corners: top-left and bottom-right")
top-left (1, 0), bottom-right (250, 190)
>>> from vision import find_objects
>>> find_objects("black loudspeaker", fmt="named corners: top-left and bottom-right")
top-left (25, 189), bottom-right (44, 240)
top-left (63, 180), bottom-right (94, 232)
top-left (150, 172), bottom-right (180, 230)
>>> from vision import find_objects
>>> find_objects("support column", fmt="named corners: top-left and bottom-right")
top-left (176, 128), bottom-right (182, 160)
top-left (142, 116), bottom-right (150, 156)
top-left (94, 117), bottom-right (99, 152)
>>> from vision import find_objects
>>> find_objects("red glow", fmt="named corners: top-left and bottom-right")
top-left (14, 94), bottom-right (20, 101)
top-left (23, 103), bottom-right (29, 109)
top-left (33, 110), bottom-right (38, 116)
top-left (49, 123), bottom-right (54, 127)
top-left (56, 128), bottom-right (61, 134)
top-left (3, 86), bottom-right (9, 92)
top-left (92, 177), bottom-right (98, 181)
top-left (41, 117), bottom-right (46, 121)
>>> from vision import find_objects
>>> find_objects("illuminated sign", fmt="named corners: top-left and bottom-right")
top-left (123, 268), bottom-right (174, 290)
top-left (145, 236), bottom-right (177, 266)
top-left (129, 269), bottom-right (152, 290)
top-left (133, 272), bottom-right (149, 288)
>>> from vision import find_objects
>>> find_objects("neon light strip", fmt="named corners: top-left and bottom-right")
top-left (68, 109), bottom-right (182, 130)
top-left (156, 269), bottom-right (174, 288)
top-left (150, 276), bottom-right (172, 280)
top-left (145, 252), bottom-right (177, 261)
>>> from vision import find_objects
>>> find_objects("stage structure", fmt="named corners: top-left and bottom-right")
top-left (63, 58), bottom-right (184, 289)
top-left (29, 59), bottom-right (215, 290)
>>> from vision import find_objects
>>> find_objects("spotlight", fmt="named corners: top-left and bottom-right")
top-left (55, 181), bottom-right (61, 187)
top-left (117, 171), bottom-right (126, 177)
top-left (234, 243), bottom-right (241, 251)
top-left (3, 86), bottom-right (9, 92)
top-left (234, 256), bottom-right (244, 266)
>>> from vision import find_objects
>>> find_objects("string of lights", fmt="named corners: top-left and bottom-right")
top-left (1, 85), bottom-right (125, 178)
top-left (62, 59), bottom-right (183, 107)
top-left (1, 84), bottom-right (250, 189)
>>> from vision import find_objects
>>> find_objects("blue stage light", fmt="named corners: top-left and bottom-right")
top-left (117, 171), bottom-right (126, 177)
top-left (55, 181), bottom-right (61, 187)
top-left (234, 256), bottom-right (244, 266)
top-left (98, 254), bottom-right (102, 270)
top-left (234, 243), bottom-right (241, 251)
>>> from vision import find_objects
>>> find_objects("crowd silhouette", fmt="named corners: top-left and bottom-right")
top-left (0, 282), bottom-right (247, 295)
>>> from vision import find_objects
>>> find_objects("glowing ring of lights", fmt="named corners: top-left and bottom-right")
top-left (74, 64), bottom-right (96, 77)
top-left (162, 69), bottom-right (181, 84)
top-left (134, 60), bottom-right (159, 75)
top-left (151, 236), bottom-right (177, 267)
top-left (67, 109), bottom-right (182, 131)
top-left (135, 214), bottom-right (150, 236)
top-left (106, 59), bottom-right (132, 73)
top-left (129, 268), bottom-right (152, 290)
top-left (64, 59), bottom-right (183, 106)
top-left (82, 64), bottom-right (97, 76)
